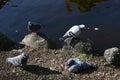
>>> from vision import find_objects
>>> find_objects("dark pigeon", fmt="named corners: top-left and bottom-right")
top-left (27, 21), bottom-right (41, 32)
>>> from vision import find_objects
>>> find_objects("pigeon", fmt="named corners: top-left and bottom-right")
top-left (6, 52), bottom-right (28, 67)
top-left (65, 58), bottom-right (94, 73)
top-left (59, 24), bottom-right (85, 41)
top-left (27, 21), bottom-right (41, 32)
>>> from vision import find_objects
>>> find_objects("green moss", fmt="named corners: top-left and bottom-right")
top-left (78, 53), bottom-right (88, 60)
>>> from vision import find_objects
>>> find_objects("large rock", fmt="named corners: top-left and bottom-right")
top-left (0, 32), bottom-right (15, 51)
top-left (104, 47), bottom-right (120, 66)
top-left (62, 37), bottom-right (94, 53)
top-left (20, 32), bottom-right (57, 49)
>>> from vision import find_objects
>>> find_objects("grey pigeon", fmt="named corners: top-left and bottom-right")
top-left (6, 52), bottom-right (28, 67)
top-left (65, 58), bottom-right (94, 73)
top-left (59, 24), bottom-right (85, 41)
top-left (27, 21), bottom-right (41, 32)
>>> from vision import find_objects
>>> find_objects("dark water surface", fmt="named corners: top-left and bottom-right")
top-left (0, 0), bottom-right (120, 51)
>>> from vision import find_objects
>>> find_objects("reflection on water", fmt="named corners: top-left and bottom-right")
top-left (0, 0), bottom-right (8, 9)
top-left (65, 0), bottom-right (108, 12)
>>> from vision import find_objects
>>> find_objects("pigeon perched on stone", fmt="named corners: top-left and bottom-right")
top-left (65, 58), bottom-right (94, 73)
top-left (27, 21), bottom-right (41, 32)
top-left (59, 24), bottom-right (85, 41)
top-left (6, 52), bottom-right (28, 67)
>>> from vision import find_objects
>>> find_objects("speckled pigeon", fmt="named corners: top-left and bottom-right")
top-left (6, 52), bottom-right (28, 67)
top-left (65, 58), bottom-right (94, 73)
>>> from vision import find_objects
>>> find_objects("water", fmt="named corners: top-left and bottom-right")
top-left (0, 0), bottom-right (120, 51)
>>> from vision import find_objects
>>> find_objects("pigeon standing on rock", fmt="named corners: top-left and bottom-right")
top-left (59, 24), bottom-right (85, 41)
top-left (6, 52), bottom-right (28, 67)
top-left (27, 21), bottom-right (41, 33)
top-left (65, 58), bottom-right (95, 73)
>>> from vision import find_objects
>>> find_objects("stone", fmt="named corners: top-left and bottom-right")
top-left (62, 37), bottom-right (94, 53)
top-left (20, 32), bottom-right (57, 49)
top-left (104, 47), bottom-right (120, 66)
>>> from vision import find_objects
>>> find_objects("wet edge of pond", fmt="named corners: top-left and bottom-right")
top-left (0, 0), bottom-right (9, 9)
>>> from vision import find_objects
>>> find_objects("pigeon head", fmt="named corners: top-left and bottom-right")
top-left (66, 59), bottom-right (76, 68)
top-left (65, 59), bottom-right (75, 69)
top-left (28, 21), bottom-right (32, 26)
top-left (79, 24), bottom-right (85, 30)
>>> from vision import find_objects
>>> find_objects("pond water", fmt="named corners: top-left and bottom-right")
top-left (0, 0), bottom-right (120, 51)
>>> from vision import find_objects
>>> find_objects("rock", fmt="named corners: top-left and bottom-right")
top-left (94, 28), bottom-right (99, 31)
top-left (12, 69), bottom-right (16, 73)
top-left (0, 32), bottom-right (15, 51)
top-left (62, 37), bottom-right (94, 53)
top-left (20, 32), bottom-right (57, 49)
top-left (12, 49), bottom-right (18, 52)
top-left (104, 47), bottom-right (120, 66)
top-left (17, 49), bottom-right (23, 53)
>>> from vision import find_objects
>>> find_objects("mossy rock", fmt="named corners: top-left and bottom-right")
top-left (63, 37), bottom-right (95, 53)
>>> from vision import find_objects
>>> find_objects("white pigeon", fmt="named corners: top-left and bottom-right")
top-left (6, 52), bottom-right (28, 67)
top-left (65, 58), bottom-right (94, 73)
top-left (59, 24), bottom-right (85, 41)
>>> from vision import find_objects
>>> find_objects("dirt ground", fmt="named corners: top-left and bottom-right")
top-left (0, 48), bottom-right (120, 80)
top-left (0, 0), bottom-right (120, 79)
